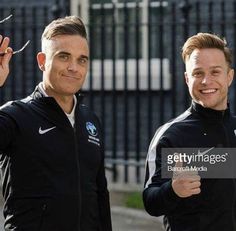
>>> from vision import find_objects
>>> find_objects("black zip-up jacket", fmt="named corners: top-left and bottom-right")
top-left (0, 85), bottom-right (112, 231)
top-left (143, 101), bottom-right (236, 231)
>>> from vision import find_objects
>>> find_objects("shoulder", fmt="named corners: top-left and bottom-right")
top-left (78, 103), bottom-right (99, 119)
top-left (148, 109), bottom-right (192, 151)
top-left (154, 109), bottom-right (192, 140)
top-left (77, 103), bottom-right (101, 128)
top-left (0, 96), bottom-right (33, 119)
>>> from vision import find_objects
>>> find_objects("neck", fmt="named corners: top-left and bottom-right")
top-left (54, 95), bottom-right (74, 114)
top-left (44, 89), bottom-right (74, 113)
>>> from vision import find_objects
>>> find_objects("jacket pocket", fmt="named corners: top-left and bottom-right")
top-left (4, 197), bottom-right (51, 231)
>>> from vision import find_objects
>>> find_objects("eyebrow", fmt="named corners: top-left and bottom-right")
top-left (56, 51), bottom-right (89, 60)
top-left (192, 66), bottom-right (223, 71)
top-left (210, 66), bottom-right (223, 69)
top-left (56, 51), bottom-right (70, 56)
top-left (80, 55), bottom-right (89, 60)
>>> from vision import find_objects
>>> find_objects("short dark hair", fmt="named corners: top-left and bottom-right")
top-left (42, 16), bottom-right (87, 41)
top-left (182, 32), bottom-right (232, 68)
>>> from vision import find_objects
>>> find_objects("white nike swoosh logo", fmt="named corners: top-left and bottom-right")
top-left (39, 126), bottom-right (56, 135)
top-left (197, 147), bottom-right (214, 156)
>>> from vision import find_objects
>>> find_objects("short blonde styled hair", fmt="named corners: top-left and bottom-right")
top-left (182, 32), bottom-right (232, 68)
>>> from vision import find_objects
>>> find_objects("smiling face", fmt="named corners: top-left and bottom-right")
top-left (37, 34), bottom-right (89, 99)
top-left (185, 48), bottom-right (234, 110)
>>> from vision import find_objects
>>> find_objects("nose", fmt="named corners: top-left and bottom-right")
top-left (201, 74), bottom-right (212, 85)
top-left (67, 61), bottom-right (78, 72)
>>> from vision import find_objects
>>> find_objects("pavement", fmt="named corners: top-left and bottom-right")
top-left (109, 183), bottom-right (165, 231)
top-left (111, 206), bottom-right (164, 231)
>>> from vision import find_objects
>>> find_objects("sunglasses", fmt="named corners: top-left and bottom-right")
top-left (0, 14), bottom-right (30, 56)
top-left (0, 14), bottom-right (12, 24)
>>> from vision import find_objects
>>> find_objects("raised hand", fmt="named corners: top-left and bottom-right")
top-left (0, 35), bottom-right (13, 87)
top-left (171, 153), bottom-right (201, 198)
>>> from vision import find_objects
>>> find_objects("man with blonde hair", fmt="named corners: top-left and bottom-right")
top-left (143, 33), bottom-right (236, 230)
top-left (0, 16), bottom-right (112, 231)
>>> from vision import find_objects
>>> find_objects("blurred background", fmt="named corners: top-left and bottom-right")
top-left (0, 0), bottom-right (236, 186)
top-left (1, 1), bottom-right (235, 230)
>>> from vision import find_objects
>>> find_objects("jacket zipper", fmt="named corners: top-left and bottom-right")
top-left (73, 126), bottom-right (82, 231)
top-left (38, 204), bottom-right (47, 231)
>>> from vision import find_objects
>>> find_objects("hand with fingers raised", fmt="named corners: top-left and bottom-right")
top-left (171, 153), bottom-right (201, 198)
top-left (0, 35), bottom-right (13, 87)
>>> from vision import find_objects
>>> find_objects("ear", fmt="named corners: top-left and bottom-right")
top-left (184, 71), bottom-right (189, 85)
top-left (37, 52), bottom-right (46, 71)
top-left (227, 68), bottom-right (234, 87)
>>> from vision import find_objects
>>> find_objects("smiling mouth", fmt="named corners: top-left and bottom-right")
top-left (200, 89), bottom-right (217, 94)
top-left (62, 74), bottom-right (78, 80)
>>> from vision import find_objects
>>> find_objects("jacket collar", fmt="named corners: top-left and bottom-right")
top-left (190, 101), bottom-right (230, 122)
top-left (30, 83), bottom-right (84, 104)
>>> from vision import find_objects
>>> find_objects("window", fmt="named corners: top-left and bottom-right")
top-left (89, 0), bottom-right (168, 59)
top-left (83, 0), bottom-right (170, 90)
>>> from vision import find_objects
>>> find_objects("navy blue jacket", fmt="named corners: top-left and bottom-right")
top-left (0, 85), bottom-right (112, 231)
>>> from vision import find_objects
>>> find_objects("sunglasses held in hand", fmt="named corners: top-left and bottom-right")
top-left (0, 40), bottom-right (30, 56)
top-left (0, 15), bottom-right (12, 24)
top-left (0, 14), bottom-right (30, 56)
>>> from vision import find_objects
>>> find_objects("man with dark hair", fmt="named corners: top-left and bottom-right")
top-left (143, 33), bottom-right (236, 231)
top-left (0, 16), bottom-right (112, 231)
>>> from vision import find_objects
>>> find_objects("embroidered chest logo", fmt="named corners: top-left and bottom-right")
top-left (86, 122), bottom-right (100, 146)
top-left (39, 126), bottom-right (56, 135)
top-left (86, 122), bottom-right (97, 136)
